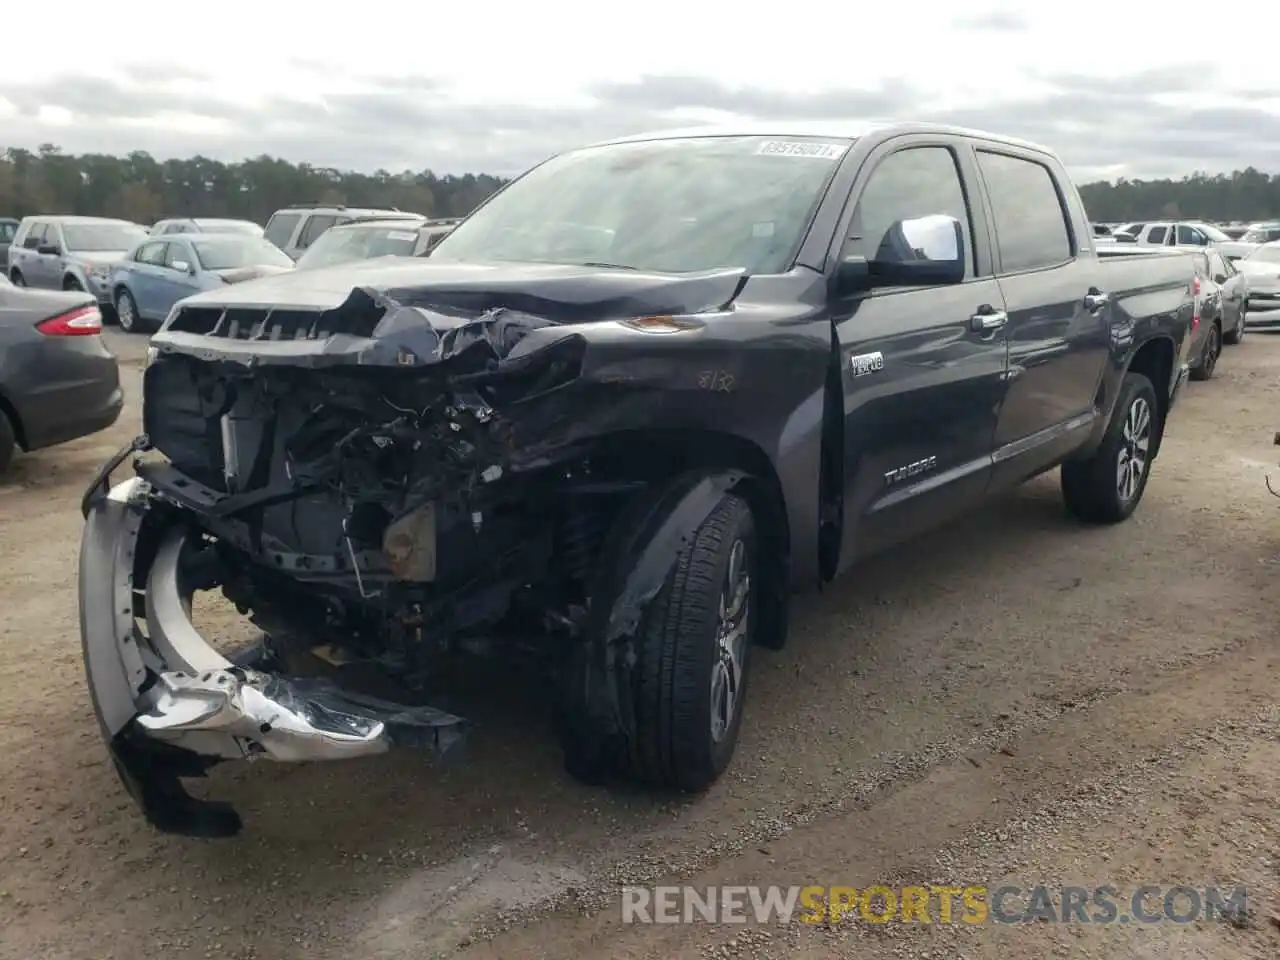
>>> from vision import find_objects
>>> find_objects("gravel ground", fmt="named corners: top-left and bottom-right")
top-left (1, 328), bottom-right (1278, 960)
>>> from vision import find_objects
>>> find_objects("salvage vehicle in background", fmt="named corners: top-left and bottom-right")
top-left (263, 203), bottom-right (423, 260)
top-left (149, 218), bottom-right (264, 238)
top-left (111, 234), bottom-right (295, 334)
top-left (0, 275), bottom-right (122, 473)
top-left (1238, 241), bottom-right (1280, 331)
top-left (7, 216), bottom-right (149, 310)
top-left (294, 216), bottom-right (462, 271)
top-left (78, 122), bottom-right (1196, 837)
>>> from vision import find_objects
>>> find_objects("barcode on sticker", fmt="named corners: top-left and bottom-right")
top-left (755, 140), bottom-right (846, 160)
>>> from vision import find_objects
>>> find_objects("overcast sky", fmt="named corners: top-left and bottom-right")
top-left (1, 1), bottom-right (1277, 182)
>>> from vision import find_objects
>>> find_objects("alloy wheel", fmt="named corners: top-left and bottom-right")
top-left (1116, 396), bottom-right (1151, 504)
top-left (710, 538), bottom-right (750, 743)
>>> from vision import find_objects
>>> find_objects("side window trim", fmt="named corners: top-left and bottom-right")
top-left (972, 147), bottom-right (1076, 277)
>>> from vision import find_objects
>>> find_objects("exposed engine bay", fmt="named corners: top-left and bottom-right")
top-left (139, 333), bottom-right (645, 686)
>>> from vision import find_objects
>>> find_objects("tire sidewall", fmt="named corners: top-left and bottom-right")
top-left (682, 504), bottom-right (757, 779)
top-left (1106, 375), bottom-right (1158, 521)
top-left (9, 270), bottom-right (23, 287)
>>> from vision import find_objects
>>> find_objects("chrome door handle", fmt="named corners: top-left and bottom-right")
top-left (1084, 292), bottom-right (1110, 311)
top-left (969, 310), bottom-right (1007, 332)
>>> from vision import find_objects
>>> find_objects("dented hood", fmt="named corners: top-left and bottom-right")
top-left (176, 257), bottom-right (746, 321)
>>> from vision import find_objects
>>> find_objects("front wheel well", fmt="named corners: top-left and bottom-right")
top-left (1125, 336), bottom-right (1174, 458)
top-left (588, 429), bottom-right (791, 650)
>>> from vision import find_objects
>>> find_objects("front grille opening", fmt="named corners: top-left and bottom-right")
top-left (167, 299), bottom-right (386, 342)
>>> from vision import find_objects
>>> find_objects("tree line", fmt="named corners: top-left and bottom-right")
top-left (4, 144), bottom-right (1280, 226)
top-left (0, 144), bottom-right (509, 224)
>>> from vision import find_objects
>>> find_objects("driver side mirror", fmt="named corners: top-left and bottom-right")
top-left (834, 214), bottom-right (965, 295)
top-left (37, 242), bottom-right (61, 256)
top-left (170, 259), bottom-right (193, 275)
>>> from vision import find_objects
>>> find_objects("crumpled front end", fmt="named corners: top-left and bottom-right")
top-left (80, 448), bottom-right (467, 838)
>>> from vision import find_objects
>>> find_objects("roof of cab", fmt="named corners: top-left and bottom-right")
top-left (591, 120), bottom-right (1055, 156)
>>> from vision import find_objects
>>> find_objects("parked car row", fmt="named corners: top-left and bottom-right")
top-left (2, 208), bottom-right (462, 336)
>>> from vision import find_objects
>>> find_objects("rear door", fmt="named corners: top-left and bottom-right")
top-left (832, 137), bottom-right (1010, 563)
top-left (976, 147), bottom-right (1110, 487)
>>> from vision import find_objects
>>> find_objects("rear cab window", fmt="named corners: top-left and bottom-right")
top-left (975, 150), bottom-right (1073, 273)
top-left (264, 213), bottom-right (302, 249)
top-left (1146, 225), bottom-right (1168, 245)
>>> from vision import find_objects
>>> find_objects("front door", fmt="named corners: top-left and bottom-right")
top-left (832, 141), bottom-right (1011, 567)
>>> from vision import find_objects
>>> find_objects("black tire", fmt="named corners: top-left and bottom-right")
top-left (115, 288), bottom-right (142, 334)
top-left (63, 275), bottom-right (83, 292)
top-left (0, 410), bottom-right (16, 474)
top-left (1223, 303), bottom-right (1246, 345)
top-left (563, 488), bottom-right (758, 792)
top-left (1190, 322), bottom-right (1221, 381)
top-left (8, 269), bottom-right (24, 287)
top-left (1061, 372), bottom-right (1158, 524)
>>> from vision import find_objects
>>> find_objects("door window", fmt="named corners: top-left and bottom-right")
top-left (847, 145), bottom-right (973, 270)
top-left (1176, 224), bottom-right (1206, 245)
top-left (976, 151), bottom-right (1073, 273)
top-left (163, 242), bottom-right (191, 270)
top-left (264, 212), bottom-right (302, 249)
top-left (1208, 251), bottom-right (1229, 281)
top-left (23, 223), bottom-right (47, 249)
top-left (1146, 226), bottom-right (1168, 244)
top-left (136, 241), bottom-right (167, 265)
top-left (296, 214), bottom-right (339, 249)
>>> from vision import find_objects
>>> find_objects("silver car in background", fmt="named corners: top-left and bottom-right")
top-left (1237, 242), bottom-right (1280, 331)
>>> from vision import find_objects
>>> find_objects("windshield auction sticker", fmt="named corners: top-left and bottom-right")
top-left (755, 140), bottom-right (846, 159)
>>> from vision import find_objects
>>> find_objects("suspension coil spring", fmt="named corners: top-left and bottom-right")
top-left (560, 500), bottom-right (603, 583)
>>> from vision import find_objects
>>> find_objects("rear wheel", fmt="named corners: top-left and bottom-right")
top-left (1223, 304), bottom-right (1246, 345)
top-left (1190, 322), bottom-right (1221, 381)
top-left (8, 270), bottom-right (24, 287)
top-left (1061, 372), bottom-right (1157, 524)
top-left (0, 410), bottom-right (16, 474)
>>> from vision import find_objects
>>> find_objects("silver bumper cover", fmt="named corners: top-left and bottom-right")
top-left (80, 466), bottom-right (466, 837)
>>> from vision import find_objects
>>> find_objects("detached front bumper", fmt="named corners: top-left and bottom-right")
top-left (80, 454), bottom-right (467, 837)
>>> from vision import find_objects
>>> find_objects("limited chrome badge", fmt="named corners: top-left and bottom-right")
top-left (850, 351), bottom-right (885, 377)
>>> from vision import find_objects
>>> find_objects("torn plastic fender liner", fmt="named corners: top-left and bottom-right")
top-left (564, 470), bottom-right (746, 773)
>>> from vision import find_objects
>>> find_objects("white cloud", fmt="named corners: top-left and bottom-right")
top-left (1, 0), bottom-right (1277, 180)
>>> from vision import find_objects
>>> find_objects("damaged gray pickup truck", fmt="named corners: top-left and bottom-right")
top-left (79, 122), bottom-right (1196, 837)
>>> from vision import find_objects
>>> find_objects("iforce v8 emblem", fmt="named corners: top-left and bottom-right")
top-left (849, 351), bottom-right (885, 378)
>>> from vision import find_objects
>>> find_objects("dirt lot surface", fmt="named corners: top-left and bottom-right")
top-left (2, 328), bottom-right (1279, 960)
